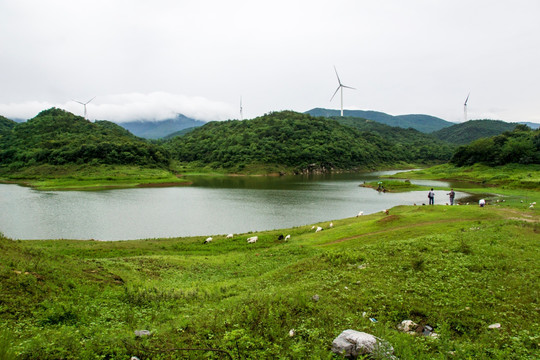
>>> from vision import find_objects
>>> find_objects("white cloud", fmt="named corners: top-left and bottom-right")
top-left (0, 92), bottom-right (237, 122)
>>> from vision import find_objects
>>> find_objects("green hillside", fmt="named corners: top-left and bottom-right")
top-left (432, 119), bottom-right (517, 145)
top-left (164, 111), bottom-right (452, 173)
top-left (450, 125), bottom-right (540, 166)
top-left (306, 108), bottom-right (453, 133)
top-left (331, 116), bottom-right (455, 162)
top-left (0, 115), bottom-right (17, 134)
top-left (0, 108), bottom-right (169, 170)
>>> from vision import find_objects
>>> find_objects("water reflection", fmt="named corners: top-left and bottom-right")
top-left (0, 171), bottom-right (488, 241)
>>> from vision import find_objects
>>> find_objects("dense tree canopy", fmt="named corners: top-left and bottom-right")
top-left (330, 116), bottom-right (455, 162)
top-left (431, 119), bottom-right (517, 145)
top-left (0, 108), bottom-right (169, 169)
top-left (450, 125), bottom-right (540, 166)
top-left (164, 111), bottom-right (453, 172)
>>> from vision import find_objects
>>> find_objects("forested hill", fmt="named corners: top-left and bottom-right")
top-left (432, 119), bottom-right (517, 145)
top-left (164, 111), bottom-right (453, 173)
top-left (117, 114), bottom-right (206, 139)
top-left (331, 116), bottom-right (455, 159)
top-left (451, 125), bottom-right (539, 166)
top-left (0, 115), bottom-right (17, 134)
top-left (306, 108), bottom-right (453, 133)
top-left (0, 108), bottom-right (169, 169)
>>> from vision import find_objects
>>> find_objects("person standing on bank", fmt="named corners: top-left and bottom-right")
top-left (447, 189), bottom-right (455, 205)
top-left (428, 188), bottom-right (435, 205)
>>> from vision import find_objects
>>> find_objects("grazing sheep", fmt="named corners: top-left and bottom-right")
top-left (315, 226), bottom-right (323, 232)
top-left (226, 234), bottom-right (233, 239)
top-left (311, 225), bottom-right (315, 230)
top-left (247, 236), bottom-right (258, 243)
top-left (203, 237), bottom-right (212, 244)
top-left (329, 222), bottom-right (333, 228)
top-left (356, 211), bottom-right (364, 217)
top-left (278, 234), bottom-right (284, 240)
top-left (284, 234), bottom-right (291, 241)
top-left (530, 204), bottom-right (535, 209)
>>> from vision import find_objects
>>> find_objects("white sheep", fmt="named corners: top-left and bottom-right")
top-left (284, 234), bottom-right (291, 241)
top-left (356, 211), bottom-right (364, 217)
top-left (247, 236), bottom-right (258, 243)
top-left (329, 222), bottom-right (333, 228)
top-left (315, 226), bottom-right (323, 232)
top-left (203, 237), bottom-right (212, 244)
top-left (226, 233), bottom-right (233, 239)
top-left (311, 225), bottom-right (315, 230)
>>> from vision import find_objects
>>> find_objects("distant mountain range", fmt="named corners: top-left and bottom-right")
top-left (115, 114), bottom-right (207, 139)
top-left (305, 108), bottom-right (454, 133)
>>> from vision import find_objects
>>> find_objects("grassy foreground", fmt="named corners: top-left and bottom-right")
top-left (1, 200), bottom-right (538, 359)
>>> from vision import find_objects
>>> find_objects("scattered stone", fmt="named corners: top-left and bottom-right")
top-left (134, 330), bottom-right (151, 337)
top-left (488, 323), bottom-right (501, 329)
top-left (397, 320), bottom-right (418, 333)
top-left (358, 263), bottom-right (368, 270)
top-left (130, 357), bottom-right (140, 360)
top-left (312, 294), bottom-right (320, 302)
top-left (362, 311), bottom-right (367, 318)
top-left (331, 330), bottom-right (395, 359)
top-left (422, 324), bottom-right (434, 336)
top-left (289, 329), bottom-right (295, 337)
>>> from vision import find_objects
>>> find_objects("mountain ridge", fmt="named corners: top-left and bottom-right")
top-left (305, 108), bottom-right (454, 133)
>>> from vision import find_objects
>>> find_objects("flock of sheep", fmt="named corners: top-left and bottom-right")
top-left (201, 210), bottom-right (368, 245)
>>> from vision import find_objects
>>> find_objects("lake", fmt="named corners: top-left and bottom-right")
top-left (0, 171), bottom-right (478, 240)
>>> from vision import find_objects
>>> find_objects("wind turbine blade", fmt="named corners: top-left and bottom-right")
top-left (330, 86), bottom-right (341, 101)
top-left (342, 85), bottom-right (356, 90)
top-left (72, 99), bottom-right (85, 105)
top-left (464, 92), bottom-right (470, 106)
top-left (85, 96), bottom-right (96, 105)
top-left (333, 66), bottom-right (342, 85)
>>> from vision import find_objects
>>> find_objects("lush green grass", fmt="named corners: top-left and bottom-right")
top-left (1, 201), bottom-right (538, 359)
top-left (391, 163), bottom-right (540, 190)
top-left (0, 164), bottom-right (189, 190)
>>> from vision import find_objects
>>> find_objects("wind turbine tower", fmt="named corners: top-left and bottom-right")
top-left (464, 93), bottom-right (470, 122)
top-left (240, 96), bottom-right (243, 120)
top-left (73, 96), bottom-right (96, 120)
top-left (330, 66), bottom-right (355, 117)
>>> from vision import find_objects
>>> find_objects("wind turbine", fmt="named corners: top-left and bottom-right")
top-left (464, 92), bottom-right (470, 122)
top-left (240, 96), bottom-right (243, 120)
top-left (73, 96), bottom-right (96, 120)
top-left (330, 66), bottom-right (355, 117)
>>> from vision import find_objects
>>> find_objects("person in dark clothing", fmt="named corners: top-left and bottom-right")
top-left (447, 189), bottom-right (455, 205)
top-left (428, 188), bottom-right (435, 205)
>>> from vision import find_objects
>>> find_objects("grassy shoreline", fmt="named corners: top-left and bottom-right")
top-left (1, 188), bottom-right (538, 358)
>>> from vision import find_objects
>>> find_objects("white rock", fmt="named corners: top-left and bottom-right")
top-left (488, 323), bottom-right (501, 329)
top-left (331, 330), bottom-right (394, 359)
top-left (397, 320), bottom-right (418, 333)
top-left (289, 329), bottom-right (295, 337)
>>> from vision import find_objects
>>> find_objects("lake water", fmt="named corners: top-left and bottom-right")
top-left (0, 171), bottom-right (477, 240)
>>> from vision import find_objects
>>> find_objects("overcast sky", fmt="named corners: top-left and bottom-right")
top-left (1, 0), bottom-right (539, 124)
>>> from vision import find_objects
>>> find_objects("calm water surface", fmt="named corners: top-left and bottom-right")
top-left (0, 171), bottom-right (478, 240)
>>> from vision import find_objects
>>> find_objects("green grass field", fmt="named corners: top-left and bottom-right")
top-left (1, 197), bottom-right (538, 359)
